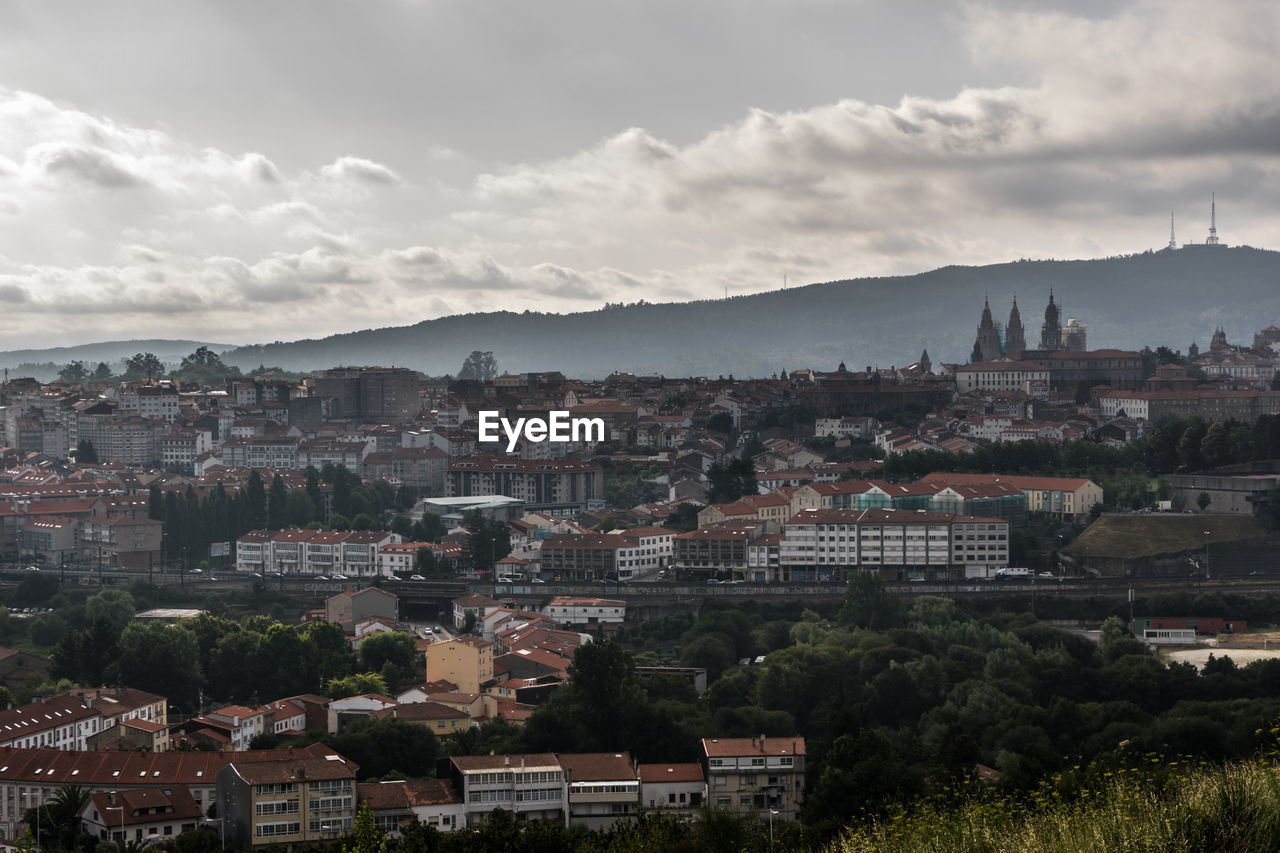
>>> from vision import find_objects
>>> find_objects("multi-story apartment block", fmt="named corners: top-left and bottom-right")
top-left (360, 446), bottom-right (449, 497)
top-left (778, 509), bottom-right (1009, 581)
top-left (441, 754), bottom-right (566, 827)
top-left (537, 527), bottom-right (672, 582)
top-left (673, 520), bottom-right (774, 580)
top-left (220, 437), bottom-right (300, 470)
top-left (0, 742), bottom-right (347, 841)
top-left (559, 752), bottom-right (639, 830)
top-left (235, 529), bottom-right (402, 577)
top-left (217, 753), bottom-right (359, 847)
top-left (701, 736), bottom-right (805, 821)
top-left (309, 367), bottom-right (420, 424)
top-left (425, 637), bottom-right (494, 694)
top-left (447, 456), bottom-right (604, 515)
top-left (80, 516), bottom-right (164, 569)
top-left (0, 695), bottom-right (100, 751)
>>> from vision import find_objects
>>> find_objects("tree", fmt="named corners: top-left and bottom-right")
top-left (359, 632), bottom-right (417, 678)
top-left (57, 360), bottom-right (89, 383)
top-left (75, 439), bottom-right (99, 464)
top-left (174, 346), bottom-right (240, 385)
top-left (1197, 491), bottom-right (1212, 511)
top-left (464, 510), bottom-right (511, 572)
top-left (246, 470), bottom-right (267, 529)
top-left (706, 458), bottom-right (757, 504)
top-left (267, 475), bottom-right (288, 529)
top-left (114, 622), bottom-right (203, 710)
top-left (93, 361), bottom-right (113, 381)
top-left (85, 589), bottom-right (137, 636)
top-left (326, 672), bottom-right (388, 699)
top-left (122, 352), bottom-right (165, 382)
top-left (457, 350), bottom-right (498, 382)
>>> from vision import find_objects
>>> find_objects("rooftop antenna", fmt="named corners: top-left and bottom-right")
top-left (1206, 194), bottom-right (1219, 245)
top-left (1169, 210), bottom-right (1177, 250)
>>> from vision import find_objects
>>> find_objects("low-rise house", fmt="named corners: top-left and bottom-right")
top-left (358, 779), bottom-right (464, 835)
top-left (638, 763), bottom-right (705, 817)
top-left (541, 597), bottom-right (625, 627)
top-left (82, 788), bottom-right (203, 846)
top-left (326, 695), bottom-right (397, 735)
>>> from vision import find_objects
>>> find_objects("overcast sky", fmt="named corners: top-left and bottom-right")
top-left (0, 0), bottom-right (1276, 350)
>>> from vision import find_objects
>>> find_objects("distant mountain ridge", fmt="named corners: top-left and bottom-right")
top-left (4, 249), bottom-right (1278, 380)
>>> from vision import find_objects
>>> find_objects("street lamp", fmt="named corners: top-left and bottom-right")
top-left (1204, 530), bottom-right (1212, 580)
top-left (769, 808), bottom-right (779, 848)
top-left (105, 794), bottom-right (125, 850)
top-left (21, 791), bottom-right (49, 850)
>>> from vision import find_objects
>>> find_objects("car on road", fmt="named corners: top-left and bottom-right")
top-left (497, 575), bottom-right (517, 583)
top-left (330, 574), bottom-right (347, 580)
top-left (1038, 571), bottom-right (1055, 578)
top-left (24, 565), bottom-right (39, 572)
top-left (409, 574), bottom-right (425, 581)
top-left (1250, 570), bottom-right (1267, 576)
top-left (531, 577), bottom-right (546, 583)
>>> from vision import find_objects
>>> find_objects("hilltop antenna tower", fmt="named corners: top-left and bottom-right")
top-left (1206, 194), bottom-right (1220, 245)
top-left (1169, 211), bottom-right (1177, 250)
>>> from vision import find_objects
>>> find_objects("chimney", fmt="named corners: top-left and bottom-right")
top-left (504, 755), bottom-right (510, 766)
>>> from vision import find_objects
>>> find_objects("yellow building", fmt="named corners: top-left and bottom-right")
top-left (424, 636), bottom-right (494, 694)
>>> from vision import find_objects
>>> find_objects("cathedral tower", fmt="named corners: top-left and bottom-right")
top-left (1005, 297), bottom-right (1026, 356)
top-left (973, 297), bottom-right (1003, 362)
top-left (1039, 290), bottom-right (1062, 351)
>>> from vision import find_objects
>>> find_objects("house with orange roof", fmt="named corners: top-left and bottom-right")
top-left (701, 735), bottom-right (805, 821)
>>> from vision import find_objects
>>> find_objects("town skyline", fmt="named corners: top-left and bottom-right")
top-left (2, 1), bottom-right (1278, 351)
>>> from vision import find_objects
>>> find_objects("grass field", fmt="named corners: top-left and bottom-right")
top-left (833, 758), bottom-right (1280, 853)
top-left (1069, 514), bottom-right (1266, 560)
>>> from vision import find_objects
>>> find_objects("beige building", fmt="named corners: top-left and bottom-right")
top-left (701, 736), bottom-right (805, 821)
top-left (425, 636), bottom-right (494, 694)
top-left (217, 754), bottom-right (359, 848)
top-left (325, 586), bottom-right (399, 625)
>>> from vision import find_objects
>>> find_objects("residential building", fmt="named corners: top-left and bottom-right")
top-left (325, 587), bottom-right (399, 626)
top-left (638, 763), bottom-right (705, 818)
top-left (82, 788), bottom-right (203, 846)
top-left (358, 780), bottom-right (463, 836)
top-left (440, 754), bottom-right (566, 826)
top-left (542, 597), bottom-right (626, 626)
top-left (216, 753), bottom-right (359, 848)
top-left (447, 456), bottom-right (604, 515)
top-left (701, 736), bottom-right (805, 821)
top-left (425, 637), bottom-right (494, 694)
top-left (558, 752), bottom-right (639, 830)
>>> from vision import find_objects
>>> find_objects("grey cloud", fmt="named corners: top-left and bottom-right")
top-left (0, 283), bottom-right (28, 302)
top-left (32, 145), bottom-right (146, 188)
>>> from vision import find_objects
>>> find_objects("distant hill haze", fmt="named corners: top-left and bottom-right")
top-left (3, 248), bottom-right (1277, 379)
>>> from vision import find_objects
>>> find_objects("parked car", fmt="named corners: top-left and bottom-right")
top-left (531, 577), bottom-right (546, 584)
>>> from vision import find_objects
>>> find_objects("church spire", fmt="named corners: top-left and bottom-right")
top-left (973, 295), bottom-right (1002, 362)
top-left (1005, 296), bottom-right (1026, 356)
top-left (1039, 290), bottom-right (1062, 351)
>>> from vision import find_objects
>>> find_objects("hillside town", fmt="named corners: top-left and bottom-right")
top-left (4, 305), bottom-right (1280, 850)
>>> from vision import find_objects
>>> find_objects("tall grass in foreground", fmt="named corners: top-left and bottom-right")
top-left (833, 758), bottom-right (1280, 853)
